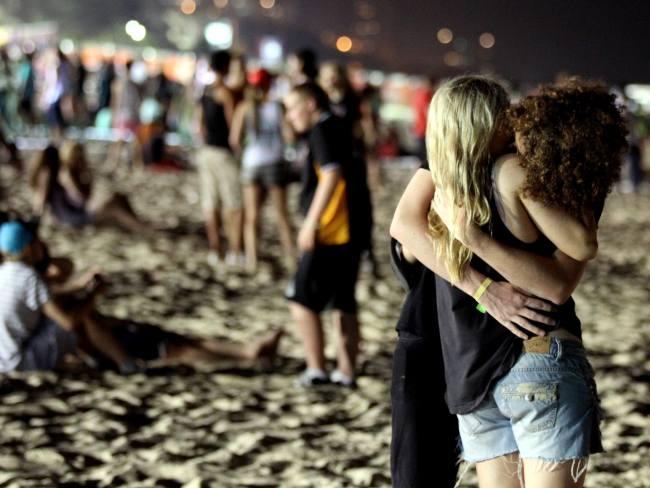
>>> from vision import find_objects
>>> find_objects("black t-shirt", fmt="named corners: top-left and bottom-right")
top-left (200, 94), bottom-right (230, 149)
top-left (391, 238), bottom-right (438, 339)
top-left (301, 113), bottom-right (372, 249)
top-left (430, 162), bottom-right (600, 414)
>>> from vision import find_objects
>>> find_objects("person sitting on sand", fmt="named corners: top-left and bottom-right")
top-left (0, 219), bottom-right (285, 374)
top-left (0, 219), bottom-right (139, 374)
top-left (29, 142), bottom-right (152, 233)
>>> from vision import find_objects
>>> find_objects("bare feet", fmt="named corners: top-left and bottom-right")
top-left (248, 328), bottom-right (285, 362)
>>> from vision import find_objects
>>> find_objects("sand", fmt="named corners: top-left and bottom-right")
top-left (0, 146), bottom-right (648, 487)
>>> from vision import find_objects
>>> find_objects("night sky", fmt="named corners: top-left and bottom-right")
top-left (283, 0), bottom-right (650, 83)
top-left (6, 0), bottom-right (650, 83)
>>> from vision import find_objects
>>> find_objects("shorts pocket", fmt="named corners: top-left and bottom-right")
top-left (500, 382), bottom-right (559, 433)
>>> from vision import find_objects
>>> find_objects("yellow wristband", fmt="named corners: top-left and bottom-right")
top-left (472, 277), bottom-right (493, 302)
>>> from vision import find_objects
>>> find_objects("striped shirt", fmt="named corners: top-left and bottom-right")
top-left (0, 261), bottom-right (50, 372)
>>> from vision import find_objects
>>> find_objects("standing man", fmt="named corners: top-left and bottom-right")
top-left (283, 83), bottom-right (367, 387)
top-left (195, 50), bottom-right (244, 267)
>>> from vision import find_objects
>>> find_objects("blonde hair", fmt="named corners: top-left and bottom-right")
top-left (426, 75), bottom-right (509, 282)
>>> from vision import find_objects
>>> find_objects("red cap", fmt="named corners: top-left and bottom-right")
top-left (248, 68), bottom-right (272, 89)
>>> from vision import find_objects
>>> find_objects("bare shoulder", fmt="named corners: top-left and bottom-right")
top-left (494, 153), bottom-right (526, 194)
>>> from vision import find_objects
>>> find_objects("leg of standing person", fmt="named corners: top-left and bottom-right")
top-left (475, 455), bottom-right (522, 488)
top-left (332, 310), bottom-right (359, 380)
top-left (269, 185), bottom-right (295, 261)
top-left (289, 302), bottom-right (326, 372)
top-left (243, 182), bottom-right (264, 270)
top-left (197, 147), bottom-right (225, 261)
top-left (216, 149), bottom-right (244, 262)
top-left (391, 335), bottom-right (460, 488)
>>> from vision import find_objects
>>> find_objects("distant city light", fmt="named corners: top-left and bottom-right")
top-left (260, 0), bottom-right (275, 9)
top-left (214, 0), bottom-right (228, 7)
top-left (260, 37), bottom-right (283, 64)
top-left (443, 51), bottom-right (464, 67)
top-left (142, 47), bottom-right (157, 62)
top-left (125, 20), bottom-right (147, 42)
top-left (59, 38), bottom-right (75, 55)
top-left (368, 70), bottom-right (385, 86)
top-left (181, 0), bottom-right (197, 15)
top-left (204, 20), bottom-right (233, 48)
top-left (336, 36), bottom-right (353, 53)
top-left (437, 28), bottom-right (453, 44)
top-left (479, 32), bottom-right (496, 48)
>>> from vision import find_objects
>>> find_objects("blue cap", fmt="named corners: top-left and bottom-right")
top-left (0, 221), bottom-right (35, 255)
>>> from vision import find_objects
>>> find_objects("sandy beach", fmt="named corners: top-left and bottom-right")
top-left (0, 146), bottom-right (648, 487)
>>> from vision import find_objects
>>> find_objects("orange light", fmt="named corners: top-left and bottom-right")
top-left (181, 0), bottom-right (196, 15)
top-left (213, 0), bottom-right (228, 7)
top-left (336, 36), bottom-right (353, 53)
top-left (260, 0), bottom-right (275, 8)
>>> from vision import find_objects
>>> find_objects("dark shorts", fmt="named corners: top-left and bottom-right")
top-left (391, 333), bottom-right (459, 488)
top-left (241, 162), bottom-right (289, 187)
top-left (286, 244), bottom-right (360, 314)
top-left (113, 324), bottom-right (170, 361)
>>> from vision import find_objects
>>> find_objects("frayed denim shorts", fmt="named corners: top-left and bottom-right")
top-left (457, 337), bottom-right (603, 464)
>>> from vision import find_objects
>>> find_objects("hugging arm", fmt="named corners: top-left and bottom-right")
top-left (390, 168), bottom-right (555, 339)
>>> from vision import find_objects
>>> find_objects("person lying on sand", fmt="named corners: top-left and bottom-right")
top-left (0, 219), bottom-right (284, 374)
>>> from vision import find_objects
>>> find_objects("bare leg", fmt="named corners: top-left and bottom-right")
top-left (476, 453), bottom-right (522, 488)
top-left (94, 193), bottom-right (152, 234)
top-left (80, 313), bottom-right (130, 367)
top-left (289, 302), bottom-right (326, 371)
top-left (224, 207), bottom-right (244, 255)
top-left (269, 185), bottom-right (295, 259)
top-left (243, 184), bottom-right (263, 270)
top-left (332, 310), bottom-right (360, 378)
top-left (164, 329), bottom-right (284, 364)
top-left (204, 208), bottom-right (223, 257)
top-left (523, 458), bottom-right (588, 488)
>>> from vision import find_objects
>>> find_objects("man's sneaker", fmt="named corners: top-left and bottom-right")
top-left (207, 251), bottom-right (223, 268)
top-left (294, 368), bottom-right (330, 388)
top-left (330, 369), bottom-right (357, 388)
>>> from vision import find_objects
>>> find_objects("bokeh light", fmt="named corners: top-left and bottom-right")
top-left (336, 36), bottom-right (353, 53)
top-left (180, 0), bottom-right (197, 15)
top-left (479, 32), bottom-right (496, 48)
top-left (437, 28), bottom-right (453, 44)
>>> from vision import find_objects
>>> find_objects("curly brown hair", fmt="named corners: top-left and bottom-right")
top-left (508, 79), bottom-right (628, 219)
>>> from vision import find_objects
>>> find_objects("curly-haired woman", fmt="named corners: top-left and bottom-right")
top-left (391, 76), bottom-right (627, 487)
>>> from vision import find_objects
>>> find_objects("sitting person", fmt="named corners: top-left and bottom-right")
top-left (0, 219), bottom-right (139, 373)
top-left (29, 142), bottom-right (152, 233)
top-left (0, 219), bottom-right (284, 373)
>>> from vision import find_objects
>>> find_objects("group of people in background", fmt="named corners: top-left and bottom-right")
top-left (0, 39), bottom-right (645, 488)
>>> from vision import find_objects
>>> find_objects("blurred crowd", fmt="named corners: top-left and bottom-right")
top-left (0, 41), bottom-right (646, 381)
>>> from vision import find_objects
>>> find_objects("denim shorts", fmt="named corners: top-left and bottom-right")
top-left (17, 318), bottom-right (77, 371)
top-left (457, 338), bottom-right (603, 463)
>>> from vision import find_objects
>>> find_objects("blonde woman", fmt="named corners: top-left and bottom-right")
top-left (391, 76), bottom-right (626, 487)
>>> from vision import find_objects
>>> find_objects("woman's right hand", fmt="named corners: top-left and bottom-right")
top-left (479, 280), bottom-right (557, 340)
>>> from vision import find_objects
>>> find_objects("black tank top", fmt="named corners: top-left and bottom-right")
top-left (201, 93), bottom-right (229, 149)
top-left (435, 165), bottom-right (583, 415)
